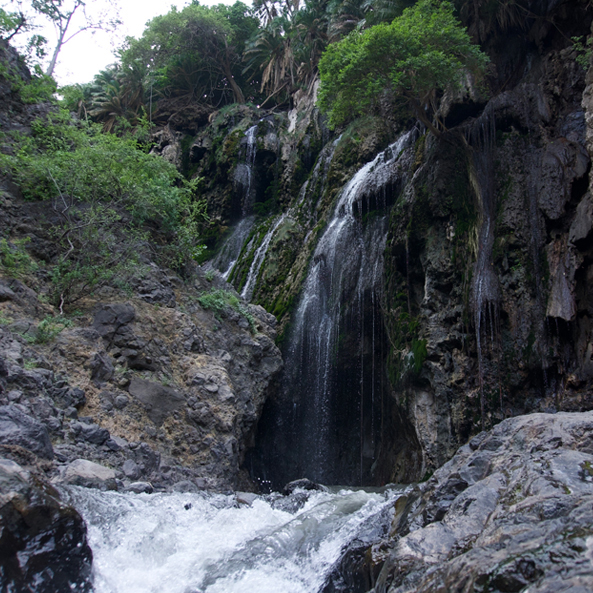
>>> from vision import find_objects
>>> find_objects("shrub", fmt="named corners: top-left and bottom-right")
top-left (1, 110), bottom-right (208, 306)
top-left (0, 237), bottom-right (37, 278)
top-left (198, 289), bottom-right (256, 331)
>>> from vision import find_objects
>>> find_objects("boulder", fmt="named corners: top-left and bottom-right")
top-left (57, 459), bottom-right (117, 490)
top-left (0, 405), bottom-right (53, 459)
top-left (362, 412), bottom-right (593, 593)
top-left (128, 378), bottom-right (185, 426)
top-left (0, 458), bottom-right (93, 592)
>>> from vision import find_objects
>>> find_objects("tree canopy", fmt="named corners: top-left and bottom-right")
top-left (317, 0), bottom-right (489, 133)
top-left (120, 2), bottom-right (258, 106)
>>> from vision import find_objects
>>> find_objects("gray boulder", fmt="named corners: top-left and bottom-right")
top-left (0, 404), bottom-right (53, 459)
top-left (57, 459), bottom-right (118, 491)
top-left (366, 412), bottom-right (593, 593)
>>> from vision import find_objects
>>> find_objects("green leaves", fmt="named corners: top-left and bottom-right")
top-left (318, 0), bottom-right (489, 131)
top-left (3, 110), bottom-right (208, 306)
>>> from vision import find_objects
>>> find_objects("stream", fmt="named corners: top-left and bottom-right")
top-left (61, 484), bottom-right (406, 593)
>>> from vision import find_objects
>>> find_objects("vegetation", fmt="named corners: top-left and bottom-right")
top-left (317, 0), bottom-right (489, 133)
top-left (1, 109), bottom-right (207, 308)
top-left (0, 238), bottom-right (38, 278)
top-left (198, 288), bottom-right (256, 331)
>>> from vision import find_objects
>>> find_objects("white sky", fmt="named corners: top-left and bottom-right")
top-left (4, 0), bottom-right (244, 85)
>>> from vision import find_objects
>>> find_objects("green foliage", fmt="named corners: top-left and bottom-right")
top-left (120, 2), bottom-right (257, 106)
top-left (0, 238), bottom-right (38, 278)
top-left (198, 288), bottom-right (256, 332)
top-left (2, 110), bottom-right (208, 306)
top-left (0, 59), bottom-right (56, 104)
top-left (573, 35), bottom-right (593, 69)
top-left (318, 0), bottom-right (489, 131)
top-left (0, 8), bottom-right (27, 41)
top-left (5, 111), bottom-right (192, 231)
top-left (34, 315), bottom-right (73, 344)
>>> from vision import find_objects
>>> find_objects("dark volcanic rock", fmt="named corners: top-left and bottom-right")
top-left (128, 377), bottom-right (185, 426)
top-left (0, 458), bottom-right (93, 592)
top-left (0, 405), bottom-right (53, 459)
top-left (283, 478), bottom-right (326, 495)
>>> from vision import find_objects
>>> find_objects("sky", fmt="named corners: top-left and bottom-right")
top-left (4, 0), bottom-right (243, 86)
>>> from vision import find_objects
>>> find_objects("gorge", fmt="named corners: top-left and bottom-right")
top-left (1, 0), bottom-right (593, 590)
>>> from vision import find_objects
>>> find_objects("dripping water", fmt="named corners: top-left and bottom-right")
top-left (467, 110), bottom-right (499, 429)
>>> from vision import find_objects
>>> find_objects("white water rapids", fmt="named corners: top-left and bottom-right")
top-left (61, 485), bottom-right (405, 593)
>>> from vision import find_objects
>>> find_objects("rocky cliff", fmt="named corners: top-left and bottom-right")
top-left (168, 0), bottom-right (593, 487)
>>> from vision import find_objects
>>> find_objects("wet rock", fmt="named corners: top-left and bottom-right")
top-left (172, 480), bottom-right (199, 493)
top-left (125, 481), bottom-right (154, 494)
top-left (283, 478), bottom-right (326, 495)
top-left (236, 491), bottom-right (258, 505)
top-left (0, 458), bottom-right (93, 592)
top-left (0, 405), bottom-right (53, 459)
top-left (122, 459), bottom-right (141, 480)
top-left (57, 459), bottom-right (118, 490)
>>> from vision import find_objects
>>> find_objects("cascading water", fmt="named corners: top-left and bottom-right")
top-left (234, 124), bottom-right (259, 215)
top-left (210, 215), bottom-right (256, 280)
top-left (210, 126), bottom-right (260, 277)
top-left (249, 132), bottom-right (414, 489)
top-left (241, 213), bottom-right (287, 301)
top-left (61, 484), bottom-right (405, 593)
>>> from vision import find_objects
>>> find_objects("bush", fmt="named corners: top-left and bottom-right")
top-left (0, 237), bottom-right (37, 278)
top-left (198, 289), bottom-right (256, 331)
top-left (1, 110), bottom-right (208, 306)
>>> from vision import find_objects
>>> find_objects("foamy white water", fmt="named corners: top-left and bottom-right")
top-left (61, 486), bottom-right (404, 593)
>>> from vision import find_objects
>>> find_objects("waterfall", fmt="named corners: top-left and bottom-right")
top-left (210, 215), bottom-right (256, 280)
top-left (234, 124), bottom-right (259, 215)
top-left (210, 126), bottom-right (260, 278)
top-left (252, 132), bottom-right (414, 488)
top-left (61, 485), bottom-right (405, 593)
top-left (468, 110), bottom-right (500, 428)
top-left (241, 213), bottom-right (287, 301)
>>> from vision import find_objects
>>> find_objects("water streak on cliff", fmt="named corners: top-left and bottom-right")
top-left (241, 213), bottom-right (288, 301)
top-left (467, 109), bottom-right (500, 428)
top-left (211, 126), bottom-right (260, 277)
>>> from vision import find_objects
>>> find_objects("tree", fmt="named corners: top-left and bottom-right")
top-left (121, 3), bottom-right (257, 106)
top-left (317, 0), bottom-right (489, 134)
top-left (30, 0), bottom-right (120, 77)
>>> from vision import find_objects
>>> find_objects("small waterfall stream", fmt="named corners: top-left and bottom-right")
top-left (241, 213), bottom-right (287, 301)
top-left (210, 126), bottom-right (260, 278)
top-left (62, 485), bottom-right (405, 593)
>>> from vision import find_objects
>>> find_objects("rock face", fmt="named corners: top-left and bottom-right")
top-left (371, 4), bottom-right (593, 481)
top-left (321, 411), bottom-right (593, 593)
top-left (0, 281), bottom-right (282, 491)
top-left (0, 458), bottom-right (93, 592)
top-left (368, 411), bottom-right (593, 593)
